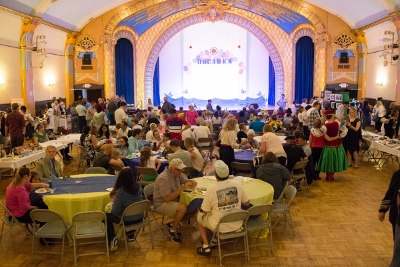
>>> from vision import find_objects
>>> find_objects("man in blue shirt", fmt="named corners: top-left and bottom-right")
top-left (206, 100), bottom-right (214, 112)
top-left (277, 94), bottom-right (287, 110)
top-left (249, 117), bottom-right (265, 133)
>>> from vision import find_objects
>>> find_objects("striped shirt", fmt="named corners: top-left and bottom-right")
top-left (166, 117), bottom-right (188, 141)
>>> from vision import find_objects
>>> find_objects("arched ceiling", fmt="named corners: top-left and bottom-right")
top-left (0, 0), bottom-right (399, 31)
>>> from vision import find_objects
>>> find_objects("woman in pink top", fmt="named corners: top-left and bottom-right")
top-left (185, 104), bottom-right (198, 125)
top-left (258, 124), bottom-right (287, 166)
top-left (6, 167), bottom-right (49, 223)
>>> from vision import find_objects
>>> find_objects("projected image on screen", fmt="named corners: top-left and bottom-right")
top-left (159, 22), bottom-right (269, 108)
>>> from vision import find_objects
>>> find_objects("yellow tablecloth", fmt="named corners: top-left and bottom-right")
top-left (42, 174), bottom-right (113, 223)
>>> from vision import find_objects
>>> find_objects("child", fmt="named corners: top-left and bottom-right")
top-left (184, 138), bottom-right (204, 178)
top-left (139, 147), bottom-right (161, 181)
top-left (29, 171), bottom-right (48, 209)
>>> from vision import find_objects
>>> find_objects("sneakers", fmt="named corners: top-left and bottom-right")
top-left (126, 230), bottom-right (136, 242)
top-left (166, 222), bottom-right (182, 237)
top-left (110, 237), bottom-right (118, 252)
top-left (168, 229), bottom-right (182, 243)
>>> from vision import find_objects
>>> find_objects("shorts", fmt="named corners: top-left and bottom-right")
top-left (197, 212), bottom-right (216, 232)
top-left (155, 201), bottom-right (179, 217)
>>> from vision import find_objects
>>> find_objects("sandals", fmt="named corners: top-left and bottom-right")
top-left (197, 246), bottom-right (211, 256)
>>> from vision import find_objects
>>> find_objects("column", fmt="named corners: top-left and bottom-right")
top-left (351, 30), bottom-right (367, 99)
top-left (20, 17), bottom-right (41, 114)
top-left (64, 32), bottom-right (79, 105)
top-left (391, 13), bottom-right (400, 103)
top-left (102, 35), bottom-right (117, 100)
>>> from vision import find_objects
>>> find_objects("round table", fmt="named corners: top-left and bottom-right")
top-left (123, 155), bottom-right (169, 173)
top-left (234, 149), bottom-right (258, 177)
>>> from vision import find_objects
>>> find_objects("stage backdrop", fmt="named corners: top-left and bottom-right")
top-left (159, 21), bottom-right (269, 110)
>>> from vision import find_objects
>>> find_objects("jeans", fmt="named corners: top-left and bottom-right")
top-left (71, 117), bottom-right (79, 133)
top-left (362, 116), bottom-right (371, 130)
top-left (187, 198), bottom-right (203, 213)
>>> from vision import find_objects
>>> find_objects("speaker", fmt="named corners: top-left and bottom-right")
top-left (82, 53), bottom-right (92, 65)
top-left (339, 52), bottom-right (349, 64)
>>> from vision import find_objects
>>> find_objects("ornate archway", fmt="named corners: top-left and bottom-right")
top-left (143, 13), bottom-right (285, 103)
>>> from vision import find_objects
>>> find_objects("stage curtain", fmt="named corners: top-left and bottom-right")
top-left (268, 57), bottom-right (275, 106)
top-left (115, 38), bottom-right (134, 104)
top-left (153, 57), bottom-right (161, 106)
top-left (295, 36), bottom-right (314, 104)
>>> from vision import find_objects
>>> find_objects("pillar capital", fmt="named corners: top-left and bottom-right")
top-left (20, 17), bottom-right (42, 47)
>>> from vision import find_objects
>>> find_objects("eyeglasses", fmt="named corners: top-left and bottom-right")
top-left (175, 168), bottom-right (183, 172)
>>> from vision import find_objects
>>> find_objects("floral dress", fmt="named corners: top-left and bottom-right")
top-left (85, 134), bottom-right (96, 165)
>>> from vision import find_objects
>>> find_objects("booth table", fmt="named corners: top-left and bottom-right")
top-left (42, 174), bottom-right (116, 223)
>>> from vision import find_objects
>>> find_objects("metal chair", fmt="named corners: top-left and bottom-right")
top-left (110, 164), bottom-right (124, 175)
top-left (182, 166), bottom-right (192, 178)
top-left (246, 204), bottom-right (274, 252)
top-left (72, 211), bottom-right (109, 265)
top-left (30, 210), bottom-right (71, 262)
top-left (0, 200), bottom-right (32, 249)
top-left (271, 185), bottom-right (297, 236)
top-left (290, 160), bottom-right (309, 192)
top-left (197, 137), bottom-right (214, 158)
top-left (84, 166), bottom-right (107, 174)
top-left (77, 145), bottom-right (90, 171)
top-left (231, 162), bottom-right (253, 177)
top-left (211, 210), bottom-right (250, 266)
top-left (135, 166), bottom-right (158, 186)
top-left (143, 184), bottom-right (164, 237)
top-left (117, 200), bottom-right (154, 255)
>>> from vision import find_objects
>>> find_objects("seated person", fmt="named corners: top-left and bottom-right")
top-left (6, 167), bottom-right (49, 224)
top-left (139, 146), bottom-right (161, 181)
top-left (152, 129), bottom-right (163, 151)
top-left (256, 152), bottom-right (291, 199)
top-left (248, 117), bottom-right (265, 133)
top-left (283, 136), bottom-right (307, 172)
top-left (161, 132), bottom-right (171, 148)
top-left (93, 144), bottom-right (125, 172)
top-left (153, 158), bottom-right (201, 243)
top-left (29, 171), bottom-right (48, 209)
top-left (42, 121), bottom-right (56, 140)
top-left (196, 160), bottom-right (250, 256)
top-left (182, 127), bottom-right (195, 142)
top-left (237, 110), bottom-right (248, 124)
top-left (147, 113), bottom-right (160, 126)
top-left (97, 123), bottom-right (110, 140)
top-left (36, 145), bottom-right (64, 179)
top-left (80, 126), bottom-right (91, 146)
top-left (299, 134), bottom-right (311, 157)
top-left (237, 123), bottom-right (247, 144)
top-left (242, 129), bottom-right (259, 149)
top-left (184, 138), bottom-right (203, 178)
top-left (106, 168), bottom-right (143, 252)
top-left (146, 123), bottom-right (158, 142)
top-left (131, 118), bottom-right (143, 130)
top-left (115, 136), bottom-right (129, 157)
top-left (168, 138), bottom-right (192, 168)
top-left (128, 129), bottom-right (144, 153)
top-left (117, 121), bottom-right (131, 138)
top-left (282, 108), bottom-right (293, 124)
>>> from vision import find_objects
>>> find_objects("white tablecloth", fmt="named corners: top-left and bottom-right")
top-left (0, 151), bottom-right (45, 169)
top-left (57, 117), bottom-right (71, 130)
top-left (254, 135), bottom-right (286, 144)
top-left (39, 141), bottom-right (68, 151)
top-left (57, 134), bottom-right (82, 145)
top-left (369, 141), bottom-right (400, 157)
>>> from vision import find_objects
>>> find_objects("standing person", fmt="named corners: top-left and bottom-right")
top-left (379, 170), bottom-right (400, 241)
top-left (317, 110), bottom-right (348, 181)
top-left (98, 98), bottom-right (106, 111)
top-left (302, 105), bottom-right (311, 139)
top-left (219, 118), bottom-right (239, 174)
top-left (342, 107), bottom-right (362, 168)
top-left (107, 97), bottom-right (117, 125)
top-left (362, 100), bottom-right (373, 130)
top-left (374, 100), bottom-right (386, 133)
top-left (85, 126), bottom-right (101, 166)
top-left (20, 106), bottom-right (34, 140)
top-left (70, 102), bottom-right (79, 133)
top-left (277, 94), bottom-right (287, 110)
top-left (5, 103), bottom-right (25, 148)
top-left (301, 98), bottom-right (308, 108)
top-left (307, 101), bottom-right (321, 131)
top-left (147, 98), bottom-right (154, 109)
top-left (85, 101), bottom-right (97, 127)
top-left (206, 100), bottom-right (214, 112)
top-left (91, 104), bottom-right (108, 130)
top-left (106, 168), bottom-right (143, 251)
top-left (309, 118), bottom-right (325, 180)
top-left (115, 102), bottom-right (128, 124)
top-left (258, 124), bottom-right (287, 166)
top-left (185, 104), bottom-right (198, 125)
top-left (161, 96), bottom-right (173, 114)
top-left (383, 108), bottom-right (398, 139)
top-left (165, 108), bottom-right (191, 141)
top-left (390, 190), bottom-right (400, 267)
top-left (45, 102), bottom-right (55, 133)
top-left (290, 101), bottom-right (297, 115)
top-left (75, 100), bottom-right (87, 133)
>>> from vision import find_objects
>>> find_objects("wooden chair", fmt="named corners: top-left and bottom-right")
top-left (231, 162), bottom-right (252, 177)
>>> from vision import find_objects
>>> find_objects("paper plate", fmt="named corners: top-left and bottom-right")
top-left (191, 190), bottom-right (205, 196)
top-left (35, 188), bottom-right (49, 194)
top-left (106, 188), bottom-right (113, 192)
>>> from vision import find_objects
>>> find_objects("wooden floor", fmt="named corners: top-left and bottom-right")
top-left (0, 141), bottom-right (396, 266)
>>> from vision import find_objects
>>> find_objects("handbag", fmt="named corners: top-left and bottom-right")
top-left (252, 152), bottom-right (263, 167)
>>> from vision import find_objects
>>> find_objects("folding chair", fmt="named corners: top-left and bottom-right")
top-left (271, 185), bottom-right (297, 236)
top-left (231, 162), bottom-right (253, 177)
top-left (290, 161), bottom-right (309, 192)
top-left (72, 211), bottom-right (109, 265)
top-left (84, 166), bottom-right (107, 174)
top-left (77, 145), bottom-right (90, 171)
top-left (110, 164), bottom-right (124, 175)
top-left (197, 137), bottom-right (213, 158)
top-left (135, 166), bottom-right (158, 186)
top-left (182, 166), bottom-right (192, 178)
top-left (143, 184), bottom-right (164, 237)
top-left (117, 200), bottom-right (154, 255)
top-left (211, 210), bottom-right (250, 266)
top-left (30, 210), bottom-right (71, 262)
top-left (246, 204), bottom-right (274, 252)
top-left (0, 200), bottom-right (32, 249)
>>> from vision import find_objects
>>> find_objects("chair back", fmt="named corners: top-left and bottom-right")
top-left (30, 209), bottom-right (64, 224)
top-left (197, 138), bottom-right (213, 147)
top-left (77, 145), bottom-right (88, 155)
top-left (122, 200), bottom-right (150, 219)
top-left (84, 167), bottom-right (107, 174)
top-left (110, 164), bottom-right (124, 173)
top-left (247, 204), bottom-right (273, 217)
top-left (0, 201), bottom-right (17, 224)
top-left (182, 167), bottom-right (192, 177)
top-left (143, 184), bottom-right (155, 200)
top-left (292, 160), bottom-right (308, 172)
top-left (282, 185), bottom-right (297, 206)
top-left (135, 167), bottom-right (158, 177)
top-left (217, 211), bottom-right (249, 229)
top-left (213, 124), bottom-right (222, 132)
top-left (72, 211), bottom-right (106, 223)
top-left (231, 162), bottom-right (252, 177)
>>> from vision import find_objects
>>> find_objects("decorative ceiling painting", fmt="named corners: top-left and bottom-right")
top-left (118, 0), bottom-right (311, 36)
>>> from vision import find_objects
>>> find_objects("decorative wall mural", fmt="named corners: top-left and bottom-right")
top-left (75, 35), bottom-right (101, 84)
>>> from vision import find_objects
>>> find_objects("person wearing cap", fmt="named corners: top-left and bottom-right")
top-left (196, 160), bottom-right (250, 256)
top-left (165, 108), bottom-right (191, 141)
top-left (153, 158), bottom-right (200, 243)
top-left (317, 109), bottom-right (348, 181)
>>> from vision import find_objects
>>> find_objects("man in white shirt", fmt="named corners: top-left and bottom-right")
top-left (193, 122), bottom-right (211, 144)
top-left (117, 121), bottom-right (131, 138)
top-left (335, 101), bottom-right (349, 119)
top-left (114, 101), bottom-right (128, 124)
top-left (196, 160), bottom-right (250, 256)
top-left (75, 100), bottom-right (86, 133)
top-left (86, 101), bottom-right (96, 126)
top-left (301, 98), bottom-right (308, 108)
top-left (131, 118), bottom-right (142, 130)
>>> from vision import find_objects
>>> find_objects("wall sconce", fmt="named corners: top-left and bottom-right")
top-left (48, 83), bottom-right (55, 87)
top-left (31, 35), bottom-right (49, 68)
top-left (376, 82), bottom-right (383, 86)
top-left (380, 31), bottom-right (399, 67)
top-left (0, 76), bottom-right (4, 87)
top-left (0, 83), bottom-right (4, 88)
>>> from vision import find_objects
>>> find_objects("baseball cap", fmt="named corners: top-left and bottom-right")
top-left (214, 160), bottom-right (229, 178)
top-left (169, 158), bottom-right (186, 169)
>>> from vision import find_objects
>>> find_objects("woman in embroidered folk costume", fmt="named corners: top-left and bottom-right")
top-left (317, 109), bottom-right (348, 181)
